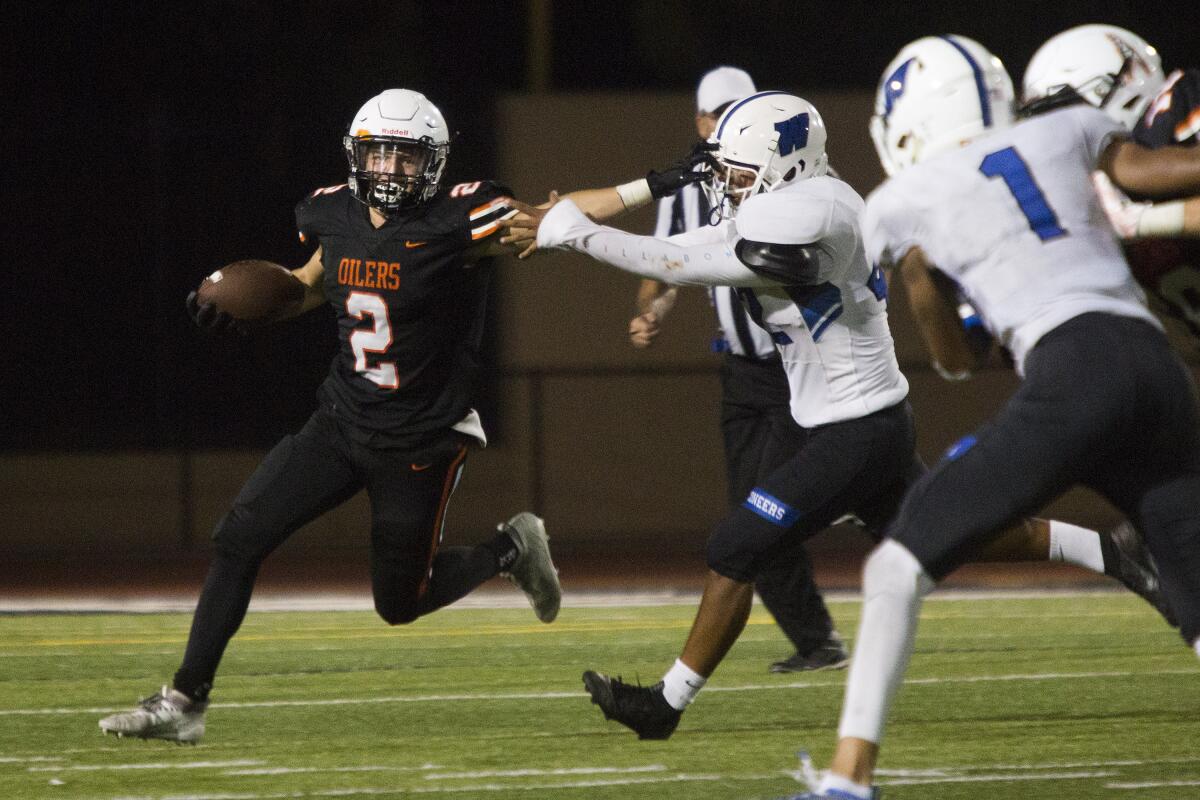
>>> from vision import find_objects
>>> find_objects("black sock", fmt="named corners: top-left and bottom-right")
top-left (486, 530), bottom-right (520, 572)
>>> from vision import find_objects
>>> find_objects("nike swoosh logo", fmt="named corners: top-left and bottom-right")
top-left (405, 240), bottom-right (428, 248)
top-left (410, 463), bottom-right (433, 472)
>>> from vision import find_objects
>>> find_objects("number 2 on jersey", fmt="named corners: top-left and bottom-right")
top-left (347, 292), bottom-right (398, 389)
top-left (979, 147), bottom-right (1067, 241)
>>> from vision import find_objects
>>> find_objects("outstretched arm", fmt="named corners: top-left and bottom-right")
top-left (1099, 139), bottom-right (1200, 237)
top-left (510, 197), bottom-right (778, 287)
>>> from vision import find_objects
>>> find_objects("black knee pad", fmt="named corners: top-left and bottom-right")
top-left (374, 595), bottom-right (422, 626)
top-left (706, 513), bottom-right (762, 583)
top-left (211, 505), bottom-right (273, 564)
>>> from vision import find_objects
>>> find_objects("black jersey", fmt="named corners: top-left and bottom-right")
top-left (1124, 69), bottom-right (1200, 342)
top-left (1134, 68), bottom-right (1200, 148)
top-left (295, 180), bottom-right (514, 447)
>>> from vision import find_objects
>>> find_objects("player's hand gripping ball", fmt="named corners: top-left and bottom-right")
top-left (187, 260), bottom-right (305, 333)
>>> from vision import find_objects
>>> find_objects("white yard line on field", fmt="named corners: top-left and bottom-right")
top-left (29, 760), bottom-right (265, 772)
top-left (0, 586), bottom-right (1141, 614)
top-left (5, 667), bottom-right (1196, 717)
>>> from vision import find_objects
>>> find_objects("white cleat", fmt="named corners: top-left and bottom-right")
top-left (99, 686), bottom-right (206, 744)
top-left (500, 512), bottom-right (562, 623)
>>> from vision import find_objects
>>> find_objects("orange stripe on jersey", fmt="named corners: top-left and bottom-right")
top-left (1176, 107), bottom-right (1200, 142)
top-left (470, 197), bottom-right (510, 220)
top-left (416, 445), bottom-right (469, 599)
top-left (471, 221), bottom-right (499, 240)
top-left (470, 208), bottom-right (518, 240)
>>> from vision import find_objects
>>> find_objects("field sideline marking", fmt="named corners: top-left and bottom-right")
top-left (1108, 780), bottom-right (1200, 788)
top-left (0, 609), bottom-right (1164, 650)
top-left (27, 759), bottom-right (264, 772)
top-left (4, 667), bottom-right (1195, 717)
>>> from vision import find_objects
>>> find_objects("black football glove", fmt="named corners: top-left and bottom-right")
top-left (185, 291), bottom-right (247, 336)
top-left (645, 140), bottom-right (719, 200)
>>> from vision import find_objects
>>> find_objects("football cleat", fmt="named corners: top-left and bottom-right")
top-left (499, 512), bottom-right (562, 623)
top-left (1107, 521), bottom-right (1177, 627)
top-left (582, 671), bottom-right (682, 740)
top-left (98, 686), bottom-right (206, 743)
top-left (770, 634), bottom-right (850, 673)
top-left (773, 792), bottom-right (881, 800)
top-left (775, 751), bottom-right (882, 799)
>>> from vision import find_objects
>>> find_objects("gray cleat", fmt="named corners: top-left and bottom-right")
top-left (99, 686), bottom-right (206, 744)
top-left (500, 512), bottom-right (562, 623)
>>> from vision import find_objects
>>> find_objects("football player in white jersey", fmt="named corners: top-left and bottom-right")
top-left (780, 35), bottom-right (1200, 800)
top-left (501, 89), bottom-right (1172, 744)
top-left (1022, 24), bottom-right (1200, 341)
top-left (511, 92), bottom-right (918, 740)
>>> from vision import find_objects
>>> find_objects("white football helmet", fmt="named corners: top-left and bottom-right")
top-left (870, 35), bottom-right (1015, 176)
top-left (704, 92), bottom-right (828, 218)
top-left (1022, 24), bottom-right (1164, 130)
top-left (344, 89), bottom-right (450, 214)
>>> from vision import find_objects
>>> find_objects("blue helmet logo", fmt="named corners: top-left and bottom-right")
top-left (883, 58), bottom-right (916, 119)
top-left (773, 112), bottom-right (810, 156)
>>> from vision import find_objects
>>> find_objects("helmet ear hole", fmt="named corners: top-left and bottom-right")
top-left (784, 166), bottom-right (798, 181)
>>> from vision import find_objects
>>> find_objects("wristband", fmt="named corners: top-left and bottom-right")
top-left (615, 178), bottom-right (653, 211)
top-left (1136, 200), bottom-right (1186, 237)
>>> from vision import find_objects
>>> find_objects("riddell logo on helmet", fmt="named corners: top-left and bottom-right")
top-left (382, 128), bottom-right (411, 136)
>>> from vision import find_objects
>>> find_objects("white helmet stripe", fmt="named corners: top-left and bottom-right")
top-left (939, 35), bottom-right (992, 127)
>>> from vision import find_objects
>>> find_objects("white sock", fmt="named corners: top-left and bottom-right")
top-left (1194, 638), bottom-right (1200, 660)
top-left (819, 772), bottom-right (874, 800)
top-left (1047, 520), bottom-right (1105, 573)
top-left (661, 658), bottom-right (706, 710)
top-left (837, 539), bottom-right (934, 743)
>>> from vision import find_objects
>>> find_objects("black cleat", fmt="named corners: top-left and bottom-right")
top-left (770, 635), bottom-right (850, 673)
top-left (1106, 521), bottom-right (1177, 628)
top-left (582, 671), bottom-right (682, 740)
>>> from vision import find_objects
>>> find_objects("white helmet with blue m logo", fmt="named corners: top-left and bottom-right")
top-left (870, 35), bottom-right (1015, 176)
top-left (705, 92), bottom-right (828, 218)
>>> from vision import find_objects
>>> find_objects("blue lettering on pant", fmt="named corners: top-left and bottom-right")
top-left (743, 488), bottom-right (802, 527)
top-left (944, 434), bottom-right (977, 461)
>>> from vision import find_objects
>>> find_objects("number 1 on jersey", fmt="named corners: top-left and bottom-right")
top-left (979, 147), bottom-right (1067, 241)
top-left (347, 292), bottom-right (399, 389)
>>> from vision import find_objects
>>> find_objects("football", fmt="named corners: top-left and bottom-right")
top-left (195, 260), bottom-right (305, 322)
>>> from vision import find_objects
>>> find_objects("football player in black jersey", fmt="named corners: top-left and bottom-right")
top-left (1023, 24), bottom-right (1200, 340)
top-left (97, 88), bottom-right (565, 744)
top-left (98, 87), bottom-right (715, 744)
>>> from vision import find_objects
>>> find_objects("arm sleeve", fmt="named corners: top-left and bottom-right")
top-left (537, 199), bottom-right (780, 287)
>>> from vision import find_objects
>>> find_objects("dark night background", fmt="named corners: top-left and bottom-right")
top-left (3, 1), bottom-right (1195, 451)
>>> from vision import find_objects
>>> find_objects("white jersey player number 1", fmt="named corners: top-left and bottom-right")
top-left (979, 146), bottom-right (1067, 241)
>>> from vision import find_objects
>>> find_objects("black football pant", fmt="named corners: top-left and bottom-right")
top-left (891, 314), bottom-right (1200, 644)
top-left (708, 399), bottom-right (917, 586)
top-left (720, 355), bottom-right (894, 653)
top-left (173, 408), bottom-right (500, 700)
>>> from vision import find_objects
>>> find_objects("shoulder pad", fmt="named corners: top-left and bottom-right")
top-left (295, 184), bottom-right (352, 244)
top-left (734, 238), bottom-right (820, 285)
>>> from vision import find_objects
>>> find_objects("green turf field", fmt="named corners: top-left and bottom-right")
top-left (0, 593), bottom-right (1195, 799)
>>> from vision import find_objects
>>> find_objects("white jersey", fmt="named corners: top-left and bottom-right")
top-left (539, 176), bottom-right (909, 427)
top-left (864, 105), bottom-right (1160, 374)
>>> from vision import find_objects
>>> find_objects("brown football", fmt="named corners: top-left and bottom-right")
top-left (195, 260), bottom-right (305, 321)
